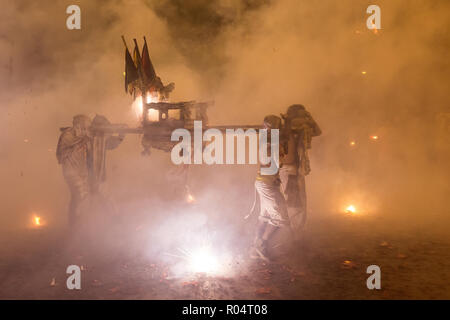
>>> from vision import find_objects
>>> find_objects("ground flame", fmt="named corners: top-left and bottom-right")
top-left (188, 246), bottom-right (220, 274)
top-left (32, 214), bottom-right (44, 227)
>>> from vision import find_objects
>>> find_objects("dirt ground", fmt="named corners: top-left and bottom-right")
top-left (1, 208), bottom-right (449, 300)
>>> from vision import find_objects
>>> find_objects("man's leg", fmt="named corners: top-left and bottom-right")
top-left (297, 174), bottom-right (307, 228)
top-left (66, 174), bottom-right (89, 227)
top-left (255, 220), bottom-right (266, 238)
top-left (283, 175), bottom-right (307, 252)
top-left (250, 220), bottom-right (266, 259)
top-left (250, 223), bottom-right (267, 260)
top-left (280, 167), bottom-right (302, 228)
top-left (282, 173), bottom-right (308, 241)
top-left (260, 223), bottom-right (280, 257)
top-left (251, 221), bottom-right (282, 261)
top-left (251, 180), bottom-right (289, 261)
top-left (262, 223), bottom-right (279, 242)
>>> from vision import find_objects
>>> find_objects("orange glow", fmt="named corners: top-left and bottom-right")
top-left (371, 22), bottom-right (378, 34)
top-left (147, 108), bottom-right (159, 122)
top-left (370, 135), bottom-right (379, 140)
top-left (345, 205), bottom-right (356, 214)
top-left (32, 214), bottom-right (44, 227)
top-left (361, 71), bottom-right (367, 75)
top-left (187, 194), bottom-right (195, 203)
top-left (146, 91), bottom-right (161, 121)
top-left (146, 91), bottom-right (159, 104)
top-left (349, 141), bottom-right (356, 146)
top-left (341, 260), bottom-right (355, 269)
top-left (132, 92), bottom-right (162, 120)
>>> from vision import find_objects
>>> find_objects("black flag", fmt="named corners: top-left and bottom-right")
top-left (141, 36), bottom-right (157, 83)
top-left (133, 39), bottom-right (144, 81)
top-left (123, 38), bottom-right (138, 93)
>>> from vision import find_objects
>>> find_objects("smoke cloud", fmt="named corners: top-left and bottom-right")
top-left (0, 0), bottom-right (449, 244)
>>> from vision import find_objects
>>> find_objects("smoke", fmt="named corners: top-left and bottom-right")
top-left (0, 0), bottom-right (449, 246)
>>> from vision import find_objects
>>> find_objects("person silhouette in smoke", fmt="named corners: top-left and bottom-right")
top-left (56, 114), bottom-right (124, 226)
top-left (249, 115), bottom-right (290, 261)
top-left (279, 104), bottom-right (321, 240)
top-left (56, 115), bottom-right (92, 226)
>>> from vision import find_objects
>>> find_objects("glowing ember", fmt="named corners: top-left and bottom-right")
top-left (350, 141), bottom-right (356, 146)
top-left (345, 205), bottom-right (356, 214)
top-left (361, 71), bottom-right (367, 75)
top-left (341, 260), bottom-right (356, 269)
top-left (371, 22), bottom-right (378, 34)
top-left (187, 194), bottom-right (195, 203)
top-left (370, 135), bottom-right (379, 140)
top-left (32, 215), bottom-right (43, 227)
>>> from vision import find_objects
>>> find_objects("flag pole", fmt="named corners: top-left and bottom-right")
top-left (121, 35), bottom-right (128, 49)
top-left (133, 38), bottom-right (139, 51)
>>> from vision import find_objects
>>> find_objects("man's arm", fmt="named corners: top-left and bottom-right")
top-left (310, 119), bottom-right (322, 137)
top-left (305, 111), bottom-right (322, 137)
top-left (56, 129), bottom-right (90, 163)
